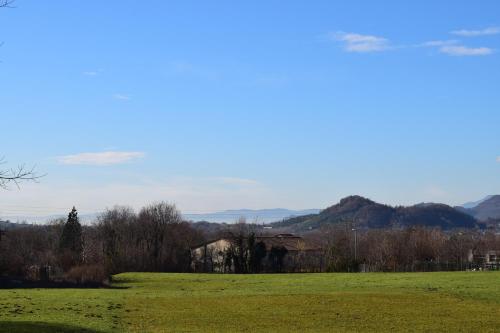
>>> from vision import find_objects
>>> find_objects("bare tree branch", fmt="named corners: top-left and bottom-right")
top-left (1, 0), bottom-right (16, 55)
top-left (0, 157), bottom-right (45, 190)
top-left (0, 4), bottom-right (40, 190)
top-left (0, 1), bottom-right (15, 8)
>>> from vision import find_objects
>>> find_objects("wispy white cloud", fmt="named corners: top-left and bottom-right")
top-left (420, 39), bottom-right (493, 56)
top-left (328, 29), bottom-right (496, 57)
top-left (330, 31), bottom-right (390, 53)
top-left (214, 177), bottom-right (260, 186)
top-left (168, 61), bottom-right (219, 80)
top-left (425, 185), bottom-right (447, 200)
top-left (58, 151), bottom-right (145, 166)
top-left (439, 45), bottom-right (493, 56)
top-left (451, 27), bottom-right (500, 37)
top-left (171, 61), bottom-right (196, 74)
top-left (497, 156), bottom-right (500, 163)
top-left (420, 40), bottom-right (458, 47)
top-left (113, 93), bottom-right (131, 101)
top-left (253, 74), bottom-right (290, 87)
top-left (83, 69), bottom-right (103, 76)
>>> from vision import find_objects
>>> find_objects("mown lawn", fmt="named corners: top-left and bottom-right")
top-left (1, 272), bottom-right (499, 332)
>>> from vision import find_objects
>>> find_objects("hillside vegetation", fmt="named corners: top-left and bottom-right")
top-left (273, 196), bottom-right (478, 231)
top-left (462, 195), bottom-right (500, 221)
top-left (1, 272), bottom-right (499, 332)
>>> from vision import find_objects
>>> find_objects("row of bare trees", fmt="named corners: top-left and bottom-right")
top-left (0, 203), bottom-right (204, 284)
top-left (1, 210), bottom-right (499, 282)
top-left (91, 203), bottom-right (203, 273)
top-left (310, 224), bottom-right (500, 272)
top-left (0, 222), bottom-right (63, 278)
top-left (211, 224), bottom-right (500, 273)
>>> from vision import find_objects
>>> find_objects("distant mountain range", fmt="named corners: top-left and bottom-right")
top-left (1, 209), bottom-right (320, 225)
top-left (458, 195), bottom-right (500, 221)
top-left (0, 213), bottom-right (100, 225)
top-left (272, 195), bottom-right (479, 231)
top-left (0, 220), bottom-right (23, 230)
top-left (461, 196), bottom-right (494, 209)
top-left (183, 208), bottom-right (321, 224)
top-left (3, 195), bottom-right (499, 229)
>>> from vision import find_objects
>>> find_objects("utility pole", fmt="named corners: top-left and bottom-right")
top-left (352, 228), bottom-right (357, 262)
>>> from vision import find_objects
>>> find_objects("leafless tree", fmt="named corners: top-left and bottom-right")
top-left (93, 203), bottom-right (202, 274)
top-left (1, 4), bottom-right (43, 189)
top-left (0, 0), bottom-right (15, 49)
top-left (0, 157), bottom-right (43, 189)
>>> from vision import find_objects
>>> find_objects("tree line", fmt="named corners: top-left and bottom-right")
top-left (1, 204), bottom-right (499, 285)
top-left (0, 203), bottom-right (203, 285)
top-left (309, 223), bottom-right (500, 272)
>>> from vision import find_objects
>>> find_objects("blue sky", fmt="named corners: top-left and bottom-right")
top-left (1, 1), bottom-right (500, 217)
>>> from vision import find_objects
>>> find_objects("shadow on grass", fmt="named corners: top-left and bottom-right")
top-left (0, 278), bottom-right (129, 289)
top-left (0, 321), bottom-right (104, 333)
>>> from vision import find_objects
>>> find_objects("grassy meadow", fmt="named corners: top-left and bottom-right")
top-left (0, 272), bottom-right (499, 332)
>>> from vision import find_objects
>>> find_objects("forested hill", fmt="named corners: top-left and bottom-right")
top-left (271, 196), bottom-right (479, 231)
top-left (459, 195), bottom-right (500, 221)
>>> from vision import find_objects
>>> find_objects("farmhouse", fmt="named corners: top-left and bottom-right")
top-left (468, 249), bottom-right (500, 270)
top-left (191, 234), bottom-right (323, 273)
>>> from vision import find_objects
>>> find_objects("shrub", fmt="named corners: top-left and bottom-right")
top-left (63, 264), bottom-right (109, 286)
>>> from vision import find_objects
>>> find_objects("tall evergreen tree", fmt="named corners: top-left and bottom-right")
top-left (247, 233), bottom-right (267, 273)
top-left (59, 206), bottom-right (83, 268)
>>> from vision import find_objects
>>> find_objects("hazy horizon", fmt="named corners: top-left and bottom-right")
top-left (1, 194), bottom-right (497, 224)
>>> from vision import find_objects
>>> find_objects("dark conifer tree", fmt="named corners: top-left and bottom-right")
top-left (59, 206), bottom-right (83, 268)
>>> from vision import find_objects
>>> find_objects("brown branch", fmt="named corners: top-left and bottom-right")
top-left (0, 1), bottom-right (15, 8)
top-left (0, 157), bottom-right (45, 190)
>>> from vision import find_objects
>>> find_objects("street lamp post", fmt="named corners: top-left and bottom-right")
top-left (352, 228), bottom-right (357, 262)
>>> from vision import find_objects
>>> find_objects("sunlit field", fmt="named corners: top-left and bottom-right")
top-left (1, 272), bottom-right (499, 332)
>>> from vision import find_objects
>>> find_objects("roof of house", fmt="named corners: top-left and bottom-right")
top-left (191, 234), bottom-right (322, 252)
top-left (256, 235), bottom-right (321, 252)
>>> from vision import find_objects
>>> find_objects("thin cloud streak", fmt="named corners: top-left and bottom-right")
top-left (214, 177), bottom-right (260, 186)
top-left (83, 69), bottom-right (103, 76)
top-left (330, 31), bottom-right (390, 53)
top-left (451, 27), bottom-right (500, 37)
top-left (113, 93), bottom-right (131, 101)
top-left (58, 151), bottom-right (145, 166)
top-left (329, 30), bottom-right (495, 57)
top-left (168, 61), bottom-right (219, 80)
top-left (420, 40), bottom-right (458, 47)
top-left (439, 45), bottom-right (493, 56)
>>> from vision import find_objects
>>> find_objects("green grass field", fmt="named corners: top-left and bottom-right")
top-left (0, 272), bottom-right (499, 332)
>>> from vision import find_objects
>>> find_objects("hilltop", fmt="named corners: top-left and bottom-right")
top-left (459, 195), bottom-right (500, 221)
top-left (272, 195), bottom-right (478, 231)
